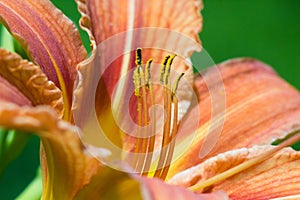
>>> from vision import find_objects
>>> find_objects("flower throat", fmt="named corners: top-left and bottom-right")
top-left (132, 48), bottom-right (184, 180)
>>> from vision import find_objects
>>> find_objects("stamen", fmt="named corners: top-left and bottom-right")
top-left (133, 49), bottom-right (143, 170)
top-left (133, 72), bottom-right (142, 168)
top-left (154, 54), bottom-right (173, 177)
top-left (132, 49), bottom-right (183, 179)
top-left (160, 94), bottom-right (180, 180)
top-left (136, 68), bottom-right (149, 173)
top-left (142, 59), bottom-right (156, 175)
top-left (133, 49), bottom-right (152, 174)
top-left (154, 54), bottom-right (181, 179)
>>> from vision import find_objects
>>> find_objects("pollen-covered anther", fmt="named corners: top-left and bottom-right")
top-left (172, 73), bottom-right (185, 99)
top-left (132, 49), bottom-right (184, 180)
top-left (133, 68), bottom-right (141, 97)
top-left (145, 59), bottom-right (153, 88)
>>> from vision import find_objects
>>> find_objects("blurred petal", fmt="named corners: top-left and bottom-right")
top-left (141, 177), bottom-right (228, 200)
top-left (74, 166), bottom-right (229, 200)
top-left (168, 58), bottom-right (300, 178)
top-left (0, 48), bottom-right (63, 116)
top-left (73, 166), bottom-right (143, 199)
top-left (0, 102), bottom-right (100, 199)
top-left (0, 0), bottom-right (87, 113)
top-left (169, 146), bottom-right (300, 199)
top-left (0, 76), bottom-right (31, 106)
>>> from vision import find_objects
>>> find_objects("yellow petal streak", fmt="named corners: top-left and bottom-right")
top-left (0, 0), bottom-right (87, 119)
top-left (189, 129), bottom-right (300, 191)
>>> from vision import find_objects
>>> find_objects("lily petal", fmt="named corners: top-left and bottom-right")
top-left (74, 1), bottom-right (124, 151)
top-left (168, 58), bottom-right (300, 178)
top-left (169, 146), bottom-right (300, 199)
top-left (74, 0), bottom-right (203, 163)
top-left (76, 0), bottom-right (202, 110)
top-left (0, 102), bottom-right (100, 199)
top-left (84, 0), bottom-right (202, 45)
top-left (0, 0), bottom-right (87, 115)
top-left (0, 48), bottom-right (63, 115)
top-left (0, 76), bottom-right (31, 106)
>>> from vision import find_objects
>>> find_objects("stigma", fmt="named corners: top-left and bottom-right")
top-left (132, 48), bottom-right (184, 180)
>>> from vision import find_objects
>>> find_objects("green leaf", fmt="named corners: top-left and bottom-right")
top-left (0, 25), bottom-right (14, 52)
top-left (16, 167), bottom-right (42, 200)
top-left (0, 128), bottom-right (31, 177)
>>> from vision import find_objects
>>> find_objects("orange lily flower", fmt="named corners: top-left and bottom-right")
top-left (0, 0), bottom-right (300, 199)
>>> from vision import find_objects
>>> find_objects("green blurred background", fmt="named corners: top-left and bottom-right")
top-left (0, 0), bottom-right (299, 199)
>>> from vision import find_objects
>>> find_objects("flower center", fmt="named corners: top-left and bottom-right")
top-left (132, 48), bottom-right (184, 180)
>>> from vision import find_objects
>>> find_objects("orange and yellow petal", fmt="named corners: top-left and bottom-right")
top-left (75, 0), bottom-right (202, 114)
top-left (0, 76), bottom-right (31, 106)
top-left (0, 0), bottom-right (87, 117)
top-left (0, 102), bottom-right (100, 199)
top-left (168, 58), bottom-right (300, 177)
top-left (0, 48), bottom-right (63, 115)
top-left (169, 146), bottom-right (300, 199)
top-left (0, 101), bottom-right (228, 200)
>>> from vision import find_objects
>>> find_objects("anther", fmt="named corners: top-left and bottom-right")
top-left (133, 67), bottom-right (141, 97)
top-left (160, 55), bottom-right (170, 83)
top-left (135, 48), bottom-right (143, 66)
top-left (164, 55), bottom-right (176, 85)
top-left (172, 73), bottom-right (185, 100)
top-left (145, 59), bottom-right (153, 88)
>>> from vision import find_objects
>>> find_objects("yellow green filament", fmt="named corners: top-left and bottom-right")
top-left (132, 49), bottom-right (183, 179)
